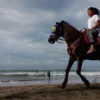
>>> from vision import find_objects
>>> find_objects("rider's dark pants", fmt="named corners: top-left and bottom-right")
top-left (86, 29), bottom-right (99, 44)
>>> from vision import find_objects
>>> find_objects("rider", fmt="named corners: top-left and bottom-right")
top-left (86, 7), bottom-right (100, 54)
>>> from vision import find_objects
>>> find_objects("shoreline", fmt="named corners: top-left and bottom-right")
top-left (0, 83), bottom-right (100, 100)
top-left (0, 78), bottom-right (98, 87)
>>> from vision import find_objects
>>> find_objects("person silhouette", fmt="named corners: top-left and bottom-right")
top-left (47, 71), bottom-right (51, 81)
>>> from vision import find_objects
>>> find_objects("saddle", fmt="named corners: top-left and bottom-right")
top-left (83, 33), bottom-right (100, 45)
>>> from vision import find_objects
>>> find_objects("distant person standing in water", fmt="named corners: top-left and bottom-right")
top-left (47, 71), bottom-right (51, 81)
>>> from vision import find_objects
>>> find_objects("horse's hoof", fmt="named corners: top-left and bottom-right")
top-left (86, 81), bottom-right (90, 88)
top-left (60, 84), bottom-right (66, 89)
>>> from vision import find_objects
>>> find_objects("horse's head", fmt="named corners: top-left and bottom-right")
top-left (48, 20), bottom-right (81, 44)
top-left (48, 21), bottom-right (64, 44)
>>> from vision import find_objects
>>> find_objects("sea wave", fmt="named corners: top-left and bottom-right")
top-left (0, 71), bottom-right (100, 76)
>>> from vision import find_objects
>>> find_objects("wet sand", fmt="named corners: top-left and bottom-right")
top-left (0, 83), bottom-right (100, 100)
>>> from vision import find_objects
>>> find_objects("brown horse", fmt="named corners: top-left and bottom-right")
top-left (48, 20), bottom-right (100, 88)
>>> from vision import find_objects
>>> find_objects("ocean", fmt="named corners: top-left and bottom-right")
top-left (0, 70), bottom-right (100, 86)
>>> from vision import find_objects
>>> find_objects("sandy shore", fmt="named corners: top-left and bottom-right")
top-left (0, 83), bottom-right (100, 100)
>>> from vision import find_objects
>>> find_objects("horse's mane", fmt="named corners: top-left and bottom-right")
top-left (62, 20), bottom-right (81, 34)
top-left (59, 20), bottom-right (82, 42)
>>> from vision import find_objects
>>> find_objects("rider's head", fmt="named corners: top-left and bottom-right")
top-left (87, 7), bottom-right (100, 17)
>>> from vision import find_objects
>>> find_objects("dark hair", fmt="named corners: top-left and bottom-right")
top-left (88, 7), bottom-right (100, 15)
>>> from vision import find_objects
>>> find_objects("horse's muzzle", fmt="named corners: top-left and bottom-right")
top-left (48, 35), bottom-right (56, 44)
top-left (48, 38), bottom-right (55, 44)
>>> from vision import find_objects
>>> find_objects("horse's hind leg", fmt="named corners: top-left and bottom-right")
top-left (76, 57), bottom-right (90, 88)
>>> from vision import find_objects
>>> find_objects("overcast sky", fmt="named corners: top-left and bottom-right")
top-left (0, 0), bottom-right (100, 70)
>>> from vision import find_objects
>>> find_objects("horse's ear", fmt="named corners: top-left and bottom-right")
top-left (56, 22), bottom-right (59, 25)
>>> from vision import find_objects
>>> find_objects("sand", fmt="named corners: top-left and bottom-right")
top-left (0, 83), bottom-right (100, 100)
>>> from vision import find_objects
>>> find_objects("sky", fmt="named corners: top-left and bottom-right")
top-left (0, 0), bottom-right (100, 70)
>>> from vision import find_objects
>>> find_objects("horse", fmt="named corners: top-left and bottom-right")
top-left (48, 20), bottom-right (100, 88)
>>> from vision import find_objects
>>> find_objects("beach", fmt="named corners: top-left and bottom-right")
top-left (0, 83), bottom-right (100, 100)
top-left (0, 70), bottom-right (100, 100)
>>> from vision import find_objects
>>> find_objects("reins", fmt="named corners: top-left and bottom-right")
top-left (57, 39), bottom-right (66, 43)
top-left (56, 27), bottom-right (86, 44)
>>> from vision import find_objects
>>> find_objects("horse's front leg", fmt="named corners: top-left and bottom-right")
top-left (76, 57), bottom-right (90, 88)
top-left (61, 57), bottom-right (75, 88)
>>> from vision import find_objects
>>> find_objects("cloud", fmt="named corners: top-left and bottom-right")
top-left (0, 0), bottom-right (100, 70)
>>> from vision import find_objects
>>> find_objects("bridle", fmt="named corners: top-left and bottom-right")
top-left (55, 22), bottom-right (66, 43)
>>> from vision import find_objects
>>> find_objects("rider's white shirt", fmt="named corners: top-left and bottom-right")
top-left (88, 14), bottom-right (100, 32)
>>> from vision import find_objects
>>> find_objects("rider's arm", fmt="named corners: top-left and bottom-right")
top-left (90, 20), bottom-right (100, 30)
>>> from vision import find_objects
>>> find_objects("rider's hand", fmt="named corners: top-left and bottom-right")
top-left (82, 29), bottom-right (87, 33)
top-left (83, 28), bottom-right (91, 32)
